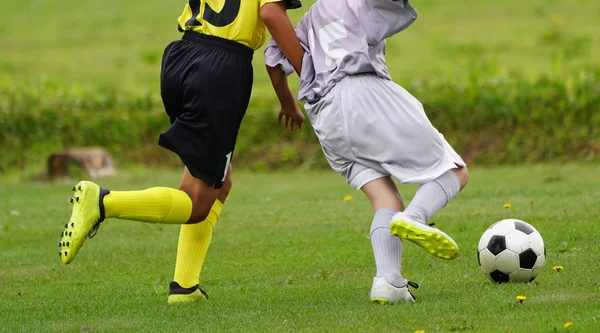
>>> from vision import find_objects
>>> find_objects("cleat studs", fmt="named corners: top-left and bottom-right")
top-left (69, 232), bottom-right (72, 237)
top-left (64, 251), bottom-right (68, 256)
top-left (59, 242), bottom-right (61, 247)
top-left (75, 197), bottom-right (79, 202)
top-left (70, 198), bottom-right (74, 203)
top-left (71, 222), bottom-right (74, 227)
top-left (64, 224), bottom-right (68, 228)
top-left (66, 242), bottom-right (70, 246)
top-left (72, 185), bottom-right (76, 191)
top-left (78, 185), bottom-right (82, 190)
top-left (60, 232), bottom-right (63, 237)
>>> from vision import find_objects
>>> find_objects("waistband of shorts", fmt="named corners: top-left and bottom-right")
top-left (182, 31), bottom-right (253, 60)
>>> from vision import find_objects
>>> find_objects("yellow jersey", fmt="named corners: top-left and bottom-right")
top-left (177, 0), bottom-right (282, 50)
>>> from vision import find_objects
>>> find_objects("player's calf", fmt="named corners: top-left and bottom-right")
top-left (178, 170), bottom-right (222, 224)
top-left (454, 166), bottom-right (469, 190)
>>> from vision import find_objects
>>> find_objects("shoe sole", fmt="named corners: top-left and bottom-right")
top-left (59, 181), bottom-right (101, 264)
top-left (168, 291), bottom-right (206, 305)
top-left (390, 220), bottom-right (458, 260)
top-left (371, 298), bottom-right (393, 305)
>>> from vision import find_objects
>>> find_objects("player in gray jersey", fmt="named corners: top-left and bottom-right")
top-left (265, 0), bottom-right (469, 304)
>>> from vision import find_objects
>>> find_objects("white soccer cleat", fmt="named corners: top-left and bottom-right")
top-left (390, 212), bottom-right (459, 260)
top-left (370, 277), bottom-right (417, 304)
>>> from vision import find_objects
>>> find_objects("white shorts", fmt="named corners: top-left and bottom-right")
top-left (304, 74), bottom-right (465, 190)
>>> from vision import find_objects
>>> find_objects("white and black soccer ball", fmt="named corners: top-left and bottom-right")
top-left (477, 219), bottom-right (546, 283)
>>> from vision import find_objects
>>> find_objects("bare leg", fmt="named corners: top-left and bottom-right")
top-left (362, 176), bottom-right (404, 212)
top-left (169, 165), bottom-right (233, 303)
top-left (178, 167), bottom-right (222, 223)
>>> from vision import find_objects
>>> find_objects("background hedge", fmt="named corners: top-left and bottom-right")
top-left (1, 69), bottom-right (598, 173)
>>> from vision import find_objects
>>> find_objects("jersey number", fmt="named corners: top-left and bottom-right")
top-left (185, 0), bottom-right (241, 27)
top-left (308, 20), bottom-right (349, 67)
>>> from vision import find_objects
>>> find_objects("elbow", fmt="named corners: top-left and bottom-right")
top-left (266, 64), bottom-right (284, 81)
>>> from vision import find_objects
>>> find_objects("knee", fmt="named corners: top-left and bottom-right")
top-left (454, 166), bottom-right (469, 190)
top-left (219, 174), bottom-right (233, 203)
top-left (179, 188), bottom-right (212, 224)
top-left (189, 197), bottom-right (212, 224)
top-left (217, 166), bottom-right (233, 204)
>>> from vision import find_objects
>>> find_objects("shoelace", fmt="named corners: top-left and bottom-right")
top-left (88, 188), bottom-right (110, 239)
top-left (198, 287), bottom-right (209, 299)
top-left (406, 281), bottom-right (419, 301)
top-left (88, 222), bottom-right (102, 238)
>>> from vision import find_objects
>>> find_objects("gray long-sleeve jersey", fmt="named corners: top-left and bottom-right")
top-left (264, 0), bottom-right (418, 104)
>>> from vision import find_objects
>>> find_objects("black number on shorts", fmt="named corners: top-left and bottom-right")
top-left (185, 0), bottom-right (241, 27)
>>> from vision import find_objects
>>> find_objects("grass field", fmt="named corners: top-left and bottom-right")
top-left (1, 164), bottom-right (599, 332)
top-left (2, 0), bottom-right (600, 95)
top-left (1, 1), bottom-right (599, 332)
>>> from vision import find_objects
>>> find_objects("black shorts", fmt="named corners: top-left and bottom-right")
top-left (158, 31), bottom-right (254, 189)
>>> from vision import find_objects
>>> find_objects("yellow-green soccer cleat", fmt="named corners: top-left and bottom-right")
top-left (58, 181), bottom-right (109, 265)
top-left (390, 212), bottom-right (459, 260)
top-left (167, 282), bottom-right (209, 305)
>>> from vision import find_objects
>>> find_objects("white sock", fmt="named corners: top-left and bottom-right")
top-left (370, 208), bottom-right (406, 288)
top-left (404, 169), bottom-right (460, 224)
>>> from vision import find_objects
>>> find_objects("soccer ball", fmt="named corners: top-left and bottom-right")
top-left (477, 219), bottom-right (546, 283)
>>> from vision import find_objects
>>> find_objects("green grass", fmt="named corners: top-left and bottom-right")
top-left (2, 0), bottom-right (599, 95)
top-left (1, 164), bottom-right (599, 332)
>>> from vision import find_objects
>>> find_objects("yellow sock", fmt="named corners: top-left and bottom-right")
top-left (103, 187), bottom-right (192, 224)
top-left (173, 199), bottom-right (223, 288)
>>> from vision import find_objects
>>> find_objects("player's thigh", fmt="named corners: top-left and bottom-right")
top-left (160, 40), bottom-right (195, 122)
top-left (184, 44), bottom-right (252, 180)
top-left (218, 165), bottom-right (233, 204)
top-left (185, 47), bottom-right (253, 144)
top-left (361, 176), bottom-right (404, 212)
top-left (159, 42), bottom-right (252, 190)
top-left (341, 75), bottom-right (445, 169)
top-left (321, 143), bottom-right (404, 212)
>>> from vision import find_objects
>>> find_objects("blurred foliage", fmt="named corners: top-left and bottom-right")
top-left (2, 0), bottom-right (599, 173)
top-left (1, 68), bottom-right (598, 173)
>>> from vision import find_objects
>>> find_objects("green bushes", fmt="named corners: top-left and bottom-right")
top-left (0, 69), bottom-right (598, 173)
top-left (413, 69), bottom-right (600, 163)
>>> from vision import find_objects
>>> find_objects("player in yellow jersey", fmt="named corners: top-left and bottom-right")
top-left (57, 0), bottom-right (304, 304)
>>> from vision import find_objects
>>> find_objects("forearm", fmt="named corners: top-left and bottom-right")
top-left (261, 2), bottom-right (303, 75)
top-left (266, 64), bottom-right (296, 108)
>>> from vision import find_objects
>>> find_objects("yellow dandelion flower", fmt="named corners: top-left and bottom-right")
top-left (503, 203), bottom-right (512, 209)
top-left (563, 322), bottom-right (573, 328)
top-left (553, 265), bottom-right (564, 272)
top-left (344, 195), bottom-right (353, 202)
top-left (516, 295), bottom-right (526, 303)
